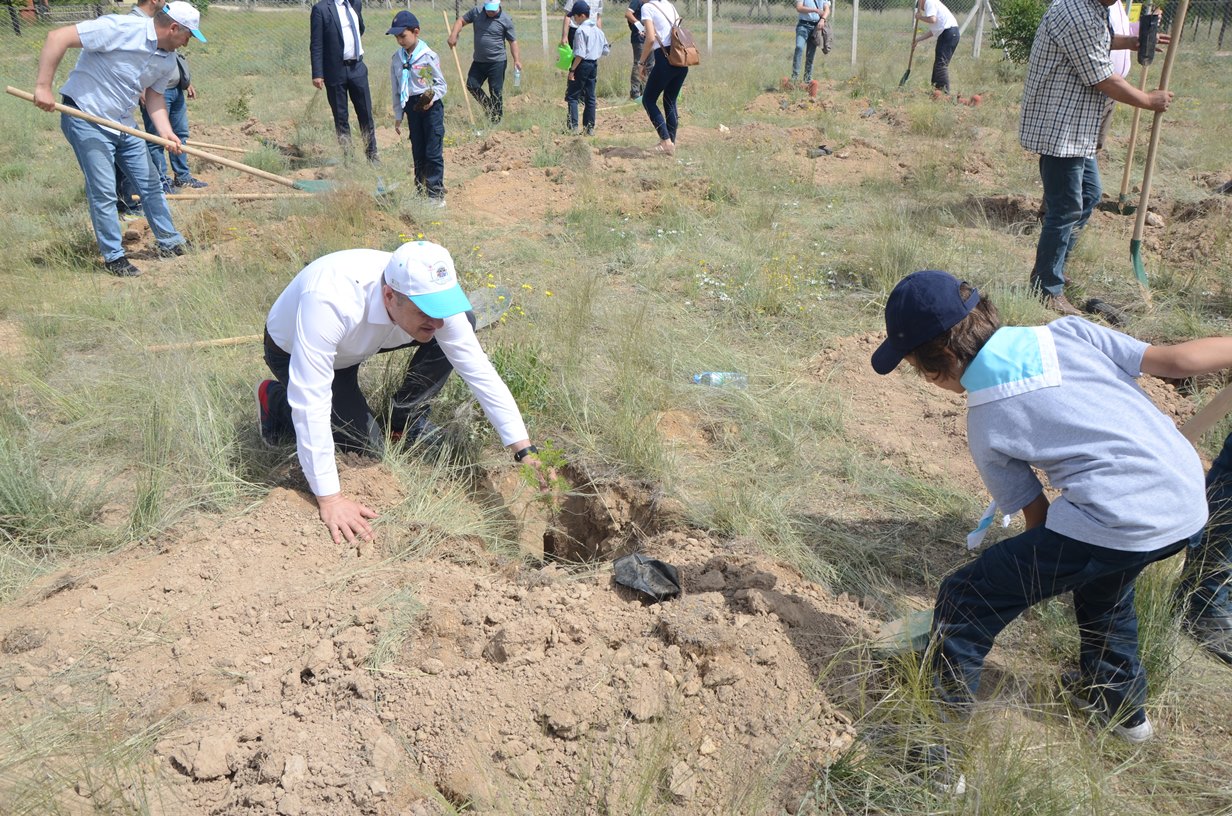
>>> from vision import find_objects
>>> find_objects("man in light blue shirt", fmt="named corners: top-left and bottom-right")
top-left (32, 3), bottom-right (206, 277)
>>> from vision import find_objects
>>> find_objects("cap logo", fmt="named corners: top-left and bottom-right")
top-left (430, 263), bottom-right (451, 283)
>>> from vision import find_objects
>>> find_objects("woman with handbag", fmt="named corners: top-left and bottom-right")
top-left (791, 0), bottom-right (830, 85)
top-left (636, 0), bottom-right (688, 156)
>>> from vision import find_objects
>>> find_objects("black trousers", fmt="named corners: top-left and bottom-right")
top-left (261, 320), bottom-right (470, 452)
top-left (403, 98), bottom-right (445, 199)
top-left (325, 59), bottom-right (378, 161)
top-left (466, 59), bottom-right (508, 122)
top-left (931, 26), bottom-right (960, 94)
top-left (565, 59), bottom-right (598, 132)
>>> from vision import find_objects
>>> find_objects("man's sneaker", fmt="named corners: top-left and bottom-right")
top-left (156, 243), bottom-right (187, 259)
top-left (104, 257), bottom-right (141, 277)
top-left (255, 380), bottom-right (278, 447)
top-left (1183, 614), bottom-right (1232, 665)
top-left (1045, 294), bottom-right (1083, 317)
top-left (1062, 672), bottom-right (1154, 743)
top-left (160, 178), bottom-right (172, 195)
top-left (907, 743), bottom-right (966, 796)
top-left (173, 175), bottom-right (208, 190)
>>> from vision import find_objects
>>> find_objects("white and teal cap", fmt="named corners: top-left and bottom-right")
top-left (165, 2), bottom-right (207, 41)
top-left (384, 241), bottom-right (472, 318)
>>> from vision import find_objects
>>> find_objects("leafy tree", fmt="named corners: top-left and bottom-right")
top-left (991, 0), bottom-right (1049, 64)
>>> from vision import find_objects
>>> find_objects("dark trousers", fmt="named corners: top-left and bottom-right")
top-left (1031, 155), bottom-right (1101, 296)
top-left (629, 30), bottom-right (653, 98)
top-left (261, 324), bottom-right (465, 451)
top-left (404, 98), bottom-right (445, 199)
top-left (566, 59), bottom-right (598, 132)
top-left (466, 59), bottom-right (508, 122)
top-left (931, 26), bottom-right (960, 93)
top-left (1179, 432), bottom-right (1232, 619)
top-left (642, 49), bottom-right (688, 143)
top-left (931, 524), bottom-right (1188, 718)
top-left (325, 59), bottom-right (378, 161)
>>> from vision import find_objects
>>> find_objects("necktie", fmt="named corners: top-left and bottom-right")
top-left (344, 1), bottom-right (361, 59)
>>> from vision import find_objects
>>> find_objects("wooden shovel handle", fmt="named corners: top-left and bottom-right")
top-left (1182, 381), bottom-right (1232, 444)
top-left (6, 86), bottom-right (298, 189)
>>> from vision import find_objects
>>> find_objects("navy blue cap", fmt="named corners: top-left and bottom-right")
top-left (571, 0), bottom-right (591, 15)
top-left (386, 10), bottom-right (420, 34)
top-left (871, 270), bottom-right (981, 375)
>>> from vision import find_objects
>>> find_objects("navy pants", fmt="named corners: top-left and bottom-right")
top-left (260, 316), bottom-right (472, 451)
top-left (642, 48), bottom-right (688, 143)
top-left (1179, 432), bottom-right (1232, 619)
top-left (566, 59), bottom-right (598, 132)
top-left (931, 26), bottom-right (960, 94)
top-left (932, 524), bottom-right (1188, 717)
top-left (404, 98), bottom-right (445, 199)
top-left (467, 59), bottom-right (508, 122)
top-left (325, 59), bottom-right (378, 161)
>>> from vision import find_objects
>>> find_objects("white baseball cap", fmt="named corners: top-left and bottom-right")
top-left (164, 2), bottom-right (207, 42)
top-left (384, 241), bottom-right (472, 318)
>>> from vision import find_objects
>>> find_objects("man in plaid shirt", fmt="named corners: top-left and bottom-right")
top-left (1020, 0), bottom-right (1173, 316)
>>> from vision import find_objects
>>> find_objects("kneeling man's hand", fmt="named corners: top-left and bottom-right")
top-left (317, 492), bottom-right (378, 545)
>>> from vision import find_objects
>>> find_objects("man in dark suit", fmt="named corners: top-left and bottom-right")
top-left (310, 0), bottom-right (378, 162)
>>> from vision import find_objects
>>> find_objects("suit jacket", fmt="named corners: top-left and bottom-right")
top-left (310, 0), bottom-right (367, 86)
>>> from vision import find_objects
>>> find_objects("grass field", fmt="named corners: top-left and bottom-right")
top-left (1, 5), bottom-right (1231, 814)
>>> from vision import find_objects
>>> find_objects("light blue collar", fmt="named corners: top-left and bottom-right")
top-left (961, 326), bottom-right (1061, 407)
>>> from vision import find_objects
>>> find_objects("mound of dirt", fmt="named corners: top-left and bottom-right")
top-left (1, 457), bottom-right (874, 815)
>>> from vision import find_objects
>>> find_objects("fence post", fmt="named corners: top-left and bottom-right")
top-left (540, 0), bottom-right (549, 55)
top-left (706, 0), bottom-right (712, 53)
top-left (972, 0), bottom-right (985, 57)
top-left (850, 0), bottom-right (859, 67)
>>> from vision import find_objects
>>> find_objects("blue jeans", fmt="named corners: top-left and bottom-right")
top-left (932, 524), bottom-right (1188, 717)
top-left (60, 108), bottom-right (185, 263)
top-left (566, 59), bottom-right (598, 132)
top-left (1030, 154), bottom-right (1101, 296)
top-left (642, 49), bottom-right (688, 143)
top-left (931, 26), bottom-right (960, 93)
top-left (1178, 432), bottom-right (1232, 619)
top-left (466, 59), bottom-right (507, 123)
top-left (404, 98), bottom-right (445, 199)
top-left (141, 87), bottom-right (192, 183)
top-left (791, 20), bottom-right (818, 81)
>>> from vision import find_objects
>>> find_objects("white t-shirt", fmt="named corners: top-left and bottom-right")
top-left (921, 0), bottom-right (957, 36)
top-left (1108, 0), bottom-right (1132, 78)
top-left (641, 0), bottom-right (680, 49)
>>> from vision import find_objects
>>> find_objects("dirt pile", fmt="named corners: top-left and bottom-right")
top-left (1, 458), bottom-right (875, 815)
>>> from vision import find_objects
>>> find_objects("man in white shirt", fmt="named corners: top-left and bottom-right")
top-left (310, 0), bottom-right (379, 162)
top-left (914, 0), bottom-right (960, 94)
top-left (257, 241), bottom-right (548, 545)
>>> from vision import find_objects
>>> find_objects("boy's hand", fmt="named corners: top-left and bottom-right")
top-left (394, 118), bottom-right (401, 135)
top-left (416, 89), bottom-right (435, 110)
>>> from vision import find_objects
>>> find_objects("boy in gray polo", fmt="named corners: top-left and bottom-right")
top-left (565, 1), bottom-right (609, 136)
top-left (872, 270), bottom-right (1232, 759)
top-left (447, 0), bottom-right (522, 123)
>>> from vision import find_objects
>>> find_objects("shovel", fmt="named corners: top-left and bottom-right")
top-left (899, 13), bottom-right (921, 87)
top-left (443, 11), bottom-right (481, 134)
top-left (1128, 0), bottom-right (1190, 291)
top-left (7, 86), bottom-right (335, 193)
top-left (1116, 63), bottom-right (1150, 213)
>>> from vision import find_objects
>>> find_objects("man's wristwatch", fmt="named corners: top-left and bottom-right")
top-left (514, 445), bottom-right (540, 463)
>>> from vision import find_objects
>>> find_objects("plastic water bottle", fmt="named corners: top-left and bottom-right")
top-left (692, 371), bottom-right (748, 388)
top-left (513, 67), bottom-right (522, 88)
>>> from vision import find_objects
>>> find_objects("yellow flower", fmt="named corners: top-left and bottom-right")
top-left (544, 291), bottom-right (554, 297)
top-left (416, 232), bottom-right (424, 239)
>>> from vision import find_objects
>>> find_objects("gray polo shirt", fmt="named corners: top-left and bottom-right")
top-left (571, 19), bottom-right (608, 60)
top-left (60, 14), bottom-right (179, 126)
top-left (963, 318), bottom-right (1206, 552)
top-left (462, 7), bottom-right (517, 63)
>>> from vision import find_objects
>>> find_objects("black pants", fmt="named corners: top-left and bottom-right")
top-left (566, 59), bottom-right (598, 132)
top-left (931, 26), bottom-right (960, 94)
top-left (642, 49), bottom-right (688, 143)
top-left (403, 98), bottom-right (446, 199)
top-left (325, 59), bottom-right (378, 161)
top-left (261, 320), bottom-right (470, 452)
top-left (467, 59), bottom-right (508, 122)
